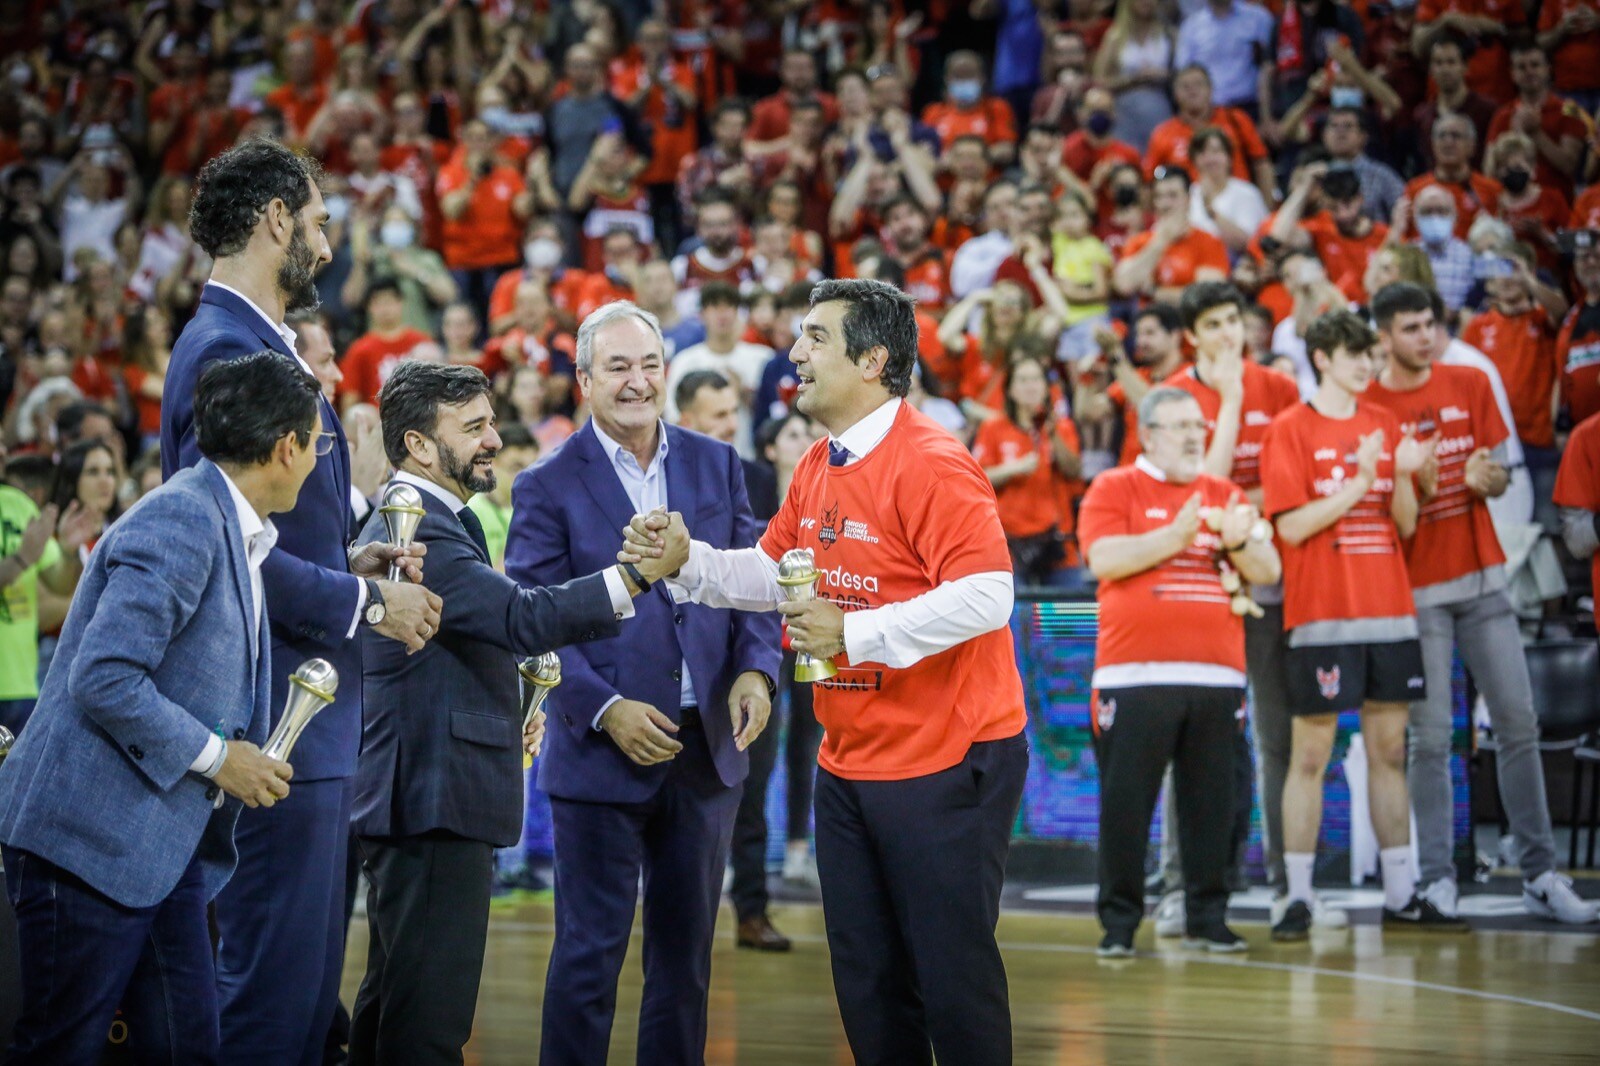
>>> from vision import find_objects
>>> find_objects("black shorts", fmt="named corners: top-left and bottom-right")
top-left (1286, 639), bottom-right (1426, 715)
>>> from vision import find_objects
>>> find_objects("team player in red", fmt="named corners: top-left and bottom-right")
top-left (1260, 310), bottom-right (1466, 940)
top-left (1079, 386), bottom-right (1281, 958)
top-left (623, 280), bottom-right (1028, 1063)
top-left (1149, 283), bottom-right (1306, 937)
top-left (1367, 283), bottom-right (1596, 925)
top-left (1554, 412), bottom-right (1600, 602)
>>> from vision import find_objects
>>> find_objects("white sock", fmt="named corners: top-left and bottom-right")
top-left (1380, 846), bottom-right (1416, 911)
top-left (1285, 853), bottom-right (1315, 905)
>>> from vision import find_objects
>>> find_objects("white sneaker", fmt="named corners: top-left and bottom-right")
top-left (1419, 877), bottom-right (1459, 918)
top-left (782, 848), bottom-right (820, 889)
top-left (1311, 895), bottom-right (1350, 930)
top-left (1153, 890), bottom-right (1185, 937)
top-left (1524, 871), bottom-right (1600, 924)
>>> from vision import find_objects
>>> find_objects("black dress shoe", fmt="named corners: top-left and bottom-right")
top-left (736, 914), bottom-right (793, 952)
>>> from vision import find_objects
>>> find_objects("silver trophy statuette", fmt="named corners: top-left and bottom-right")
top-left (775, 548), bottom-right (838, 683)
top-left (518, 653), bottom-right (561, 765)
top-left (0, 725), bottom-right (14, 763)
top-left (262, 659), bottom-right (340, 763)
top-left (378, 482), bottom-right (426, 581)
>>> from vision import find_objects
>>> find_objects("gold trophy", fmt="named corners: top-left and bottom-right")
top-left (378, 483), bottom-right (426, 581)
top-left (262, 659), bottom-right (340, 762)
top-left (776, 548), bottom-right (838, 682)
top-left (518, 653), bottom-right (561, 769)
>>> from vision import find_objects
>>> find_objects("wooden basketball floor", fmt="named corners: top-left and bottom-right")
top-left (339, 893), bottom-right (1600, 1064)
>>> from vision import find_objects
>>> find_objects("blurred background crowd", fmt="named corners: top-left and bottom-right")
top-left (1, 0), bottom-right (1597, 676)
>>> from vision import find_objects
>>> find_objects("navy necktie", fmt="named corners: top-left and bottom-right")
top-left (828, 440), bottom-right (851, 467)
top-left (458, 505), bottom-right (489, 559)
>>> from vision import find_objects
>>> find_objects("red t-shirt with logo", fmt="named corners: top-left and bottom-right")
top-left (1079, 463), bottom-right (1247, 675)
top-left (759, 402), bottom-right (1026, 781)
top-left (1553, 411), bottom-right (1600, 594)
top-left (1365, 365), bottom-right (1509, 589)
top-left (1261, 402), bottom-right (1416, 631)
top-left (971, 414), bottom-right (1082, 539)
top-left (1167, 360), bottom-right (1301, 493)
top-left (1556, 302), bottom-right (1600, 426)
top-left (1118, 228), bottom-right (1230, 292)
top-left (1302, 216), bottom-right (1390, 303)
top-left (338, 328), bottom-right (432, 407)
top-left (435, 161), bottom-right (527, 271)
top-left (1460, 305), bottom-right (1560, 448)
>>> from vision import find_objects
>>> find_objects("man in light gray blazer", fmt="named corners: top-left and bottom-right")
top-left (0, 351), bottom-right (325, 1065)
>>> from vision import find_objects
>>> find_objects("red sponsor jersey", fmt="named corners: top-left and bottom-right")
top-left (1078, 463), bottom-right (1248, 674)
top-left (970, 415), bottom-right (1082, 539)
top-left (1261, 401), bottom-right (1416, 630)
top-left (1460, 305), bottom-right (1560, 448)
top-left (338, 328), bottom-right (432, 407)
top-left (1166, 359), bottom-right (1302, 493)
top-left (1553, 412), bottom-right (1600, 595)
top-left (1366, 364), bottom-right (1509, 588)
top-left (1558, 302), bottom-right (1600, 426)
top-left (759, 402), bottom-right (1025, 780)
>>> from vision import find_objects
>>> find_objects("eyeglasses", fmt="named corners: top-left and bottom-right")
top-left (1147, 419), bottom-right (1208, 434)
top-left (311, 431), bottom-right (336, 457)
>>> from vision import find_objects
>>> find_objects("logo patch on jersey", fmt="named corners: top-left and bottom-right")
top-left (841, 518), bottom-right (879, 545)
top-left (1407, 675), bottom-right (1425, 690)
top-left (1315, 448), bottom-right (1338, 461)
top-left (818, 503), bottom-right (840, 549)
top-left (1145, 507), bottom-right (1169, 519)
top-left (1246, 411), bottom-right (1273, 426)
top-left (1316, 665), bottom-right (1341, 700)
top-left (1440, 405), bottom-right (1470, 423)
top-left (1097, 695), bottom-right (1117, 732)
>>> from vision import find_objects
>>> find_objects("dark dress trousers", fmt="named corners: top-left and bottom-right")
top-left (348, 482), bottom-right (620, 1066)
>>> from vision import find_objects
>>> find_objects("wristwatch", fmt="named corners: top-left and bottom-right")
top-left (362, 578), bottom-right (386, 627)
top-left (1224, 519), bottom-right (1273, 553)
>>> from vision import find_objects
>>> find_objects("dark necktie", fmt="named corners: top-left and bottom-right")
top-left (458, 505), bottom-right (490, 559)
top-left (828, 440), bottom-right (851, 467)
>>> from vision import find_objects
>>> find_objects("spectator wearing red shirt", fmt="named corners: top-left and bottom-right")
top-left (175, 69), bottom-right (252, 178)
top-left (1411, 34), bottom-right (1497, 169)
top-left (1414, 0), bottom-right (1525, 105)
top-left (1366, 282), bottom-right (1595, 925)
top-left (677, 100), bottom-right (771, 230)
top-left (140, 38), bottom-right (206, 176)
top-left (1079, 385), bottom-right (1280, 956)
top-left (1558, 237), bottom-right (1600, 427)
top-left (1271, 163), bottom-right (1390, 304)
top-left (338, 279), bottom-right (434, 412)
top-left (381, 92), bottom-right (453, 252)
top-left (880, 196), bottom-right (951, 316)
top-left (749, 49), bottom-right (840, 142)
top-left (669, 189), bottom-right (755, 317)
top-left (264, 39), bottom-right (328, 147)
top-left (1063, 87), bottom-right (1143, 216)
top-left (437, 120), bottom-right (534, 328)
top-left (610, 18), bottom-right (700, 253)
top-left (1486, 41), bottom-right (1589, 202)
top-left (1536, 0), bottom-right (1600, 109)
top-left (1114, 167), bottom-right (1229, 306)
top-left (1403, 113), bottom-right (1503, 241)
top-left (1144, 66), bottom-right (1275, 203)
top-left (1259, 310), bottom-right (1456, 939)
top-left (920, 50), bottom-right (1019, 168)
top-left (1554, 411), bottom-right (1600, 596)
top-left (1488, 132), bottom-right (1570, 276)
top-left (972, 356), bottom-right (1083, 585)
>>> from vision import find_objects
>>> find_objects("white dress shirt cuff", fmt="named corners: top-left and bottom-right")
top-left (600, 566), bottom-right (636, 621)
top-left (346, 578), bottom-right (368, 639)
top-left (592, 695), bottom-right (621, 731)
top-left (190, 733), bottom-right (226, 778)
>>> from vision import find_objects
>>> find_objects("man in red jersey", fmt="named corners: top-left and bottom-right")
top-left (1367, 283), bottom-right (1596, 924)
top-left (1147, 282), bottom-right (1302, 937)
top-left (1079, 386), bottom-right (1281, 958)
top-left (1261, 309), bottom-right (1466, 940)
top-left (1554, 411), bottom-right (1600, 600)
top-left (623, 279), bottom-right (1028, 1064)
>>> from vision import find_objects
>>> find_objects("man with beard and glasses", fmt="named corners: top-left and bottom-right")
top-left (162, 137), bottom-right (444, 1066)
top-left (348, 361), bottom-right (681, 1064)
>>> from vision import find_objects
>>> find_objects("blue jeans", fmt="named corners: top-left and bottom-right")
top-left (2, 845), bottom-right (218, 1065)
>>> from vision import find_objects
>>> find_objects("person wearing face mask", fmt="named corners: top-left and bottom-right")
top-left (1488, 132), bottom-right (1570, 276)
top-left (1402, 187), bottom-right (1476, 313)
top-left (487, 222), bottom-right (581, 336)
top-left (343, 204), bottom-right (457, 336)
top-left (1404, 111), bottom-right (1503, 238)
top-left (1063, 86), bottom-right (1143, 218)
top-left (1100, 164), bottom-right (1153, 260)
top-left (1487, 41), bottom-right (1587, 202)
top-left (920, 50), bottom-right (1019, 168)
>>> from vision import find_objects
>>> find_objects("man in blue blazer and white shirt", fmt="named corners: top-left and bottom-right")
top-left (159, 138), bottom-right (443, 1066)
top-left (0, 352), bottom-right (323, 1064)
top-left (348, 361), bottom-right (691, 1065)
top-left (506, 301), bottom-right (781, 1066)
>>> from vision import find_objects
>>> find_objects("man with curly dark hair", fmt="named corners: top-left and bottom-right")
top-left (159, 137), bottom-right (445, 1066)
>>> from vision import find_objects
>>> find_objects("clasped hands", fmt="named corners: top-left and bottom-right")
top-left (347, 541), bottom-right (444, 654)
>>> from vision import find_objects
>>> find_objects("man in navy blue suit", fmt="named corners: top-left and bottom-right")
top-left (0, 352), bottom-right (319, 1063)
top-left (505, 301), bottom-right (781, 1066)
top-left (160, 138), bottom-right (444, 1066)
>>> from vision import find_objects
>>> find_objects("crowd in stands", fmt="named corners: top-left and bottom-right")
top-left (1, 0), bottom-right (1598, 895)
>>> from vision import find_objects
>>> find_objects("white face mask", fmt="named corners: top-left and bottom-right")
top-left (525, 238), bottom-right (562, 270)
top-left (380, 220), bottom-right (415, 248)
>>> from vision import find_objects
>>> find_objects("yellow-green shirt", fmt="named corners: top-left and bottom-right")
top-left (1050, 233), bottom-right (1114, 326)
top-left (467, 494), bottom-right (512, 572)
top-left (0, 486), bottom-right (61, 699)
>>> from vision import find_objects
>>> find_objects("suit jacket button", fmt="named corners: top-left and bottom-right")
top-left (562, 714), bottom-right (573, 726)
top-left (671, 669), bottom-right (682, 682)
top-left (674, 613), bottom-right (684, 625)
top-left (232, 728), bottom-right (245, 740)
top-left (204, 785), bottom-right (220, 801)
top-left (129, 745), bottom-right (144, 759)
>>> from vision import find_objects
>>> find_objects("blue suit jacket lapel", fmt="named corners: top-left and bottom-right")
top-left (576, 422), bottom-right (643, 535)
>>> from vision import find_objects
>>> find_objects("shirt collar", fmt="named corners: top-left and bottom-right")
top-left (1134, 454), bottom-right (1169, 482)
top-left (205, 280), bottom-right (303, 363)
top-left (393, 469), bottom-right (467, 514)
top-left (830, 397), bottom-right (902, 463)
top-left (216, 466), bottom-right (278, 559)
top-left (591, 417), bottom-right (669, 474)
